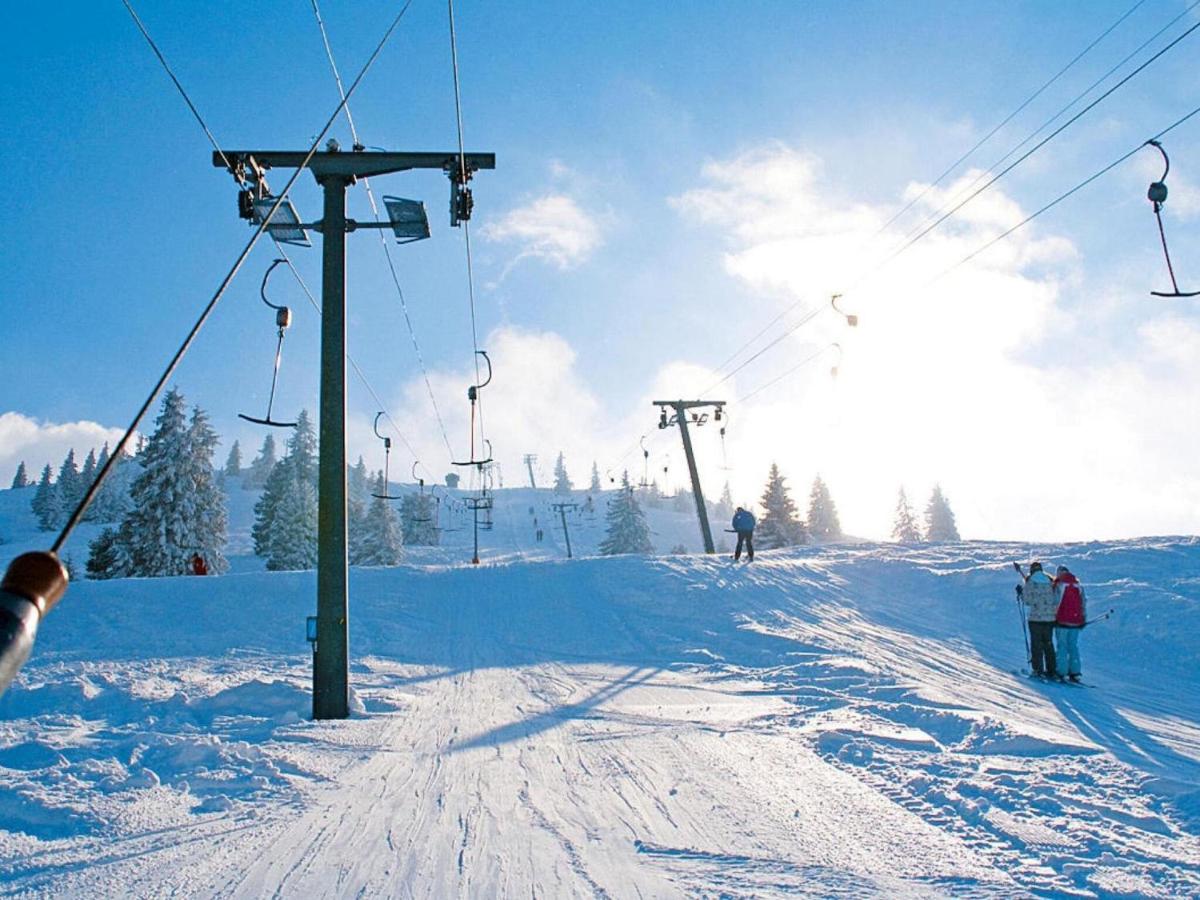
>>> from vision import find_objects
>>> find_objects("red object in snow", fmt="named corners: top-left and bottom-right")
top-left (191, 554), bottom-right (208, 577)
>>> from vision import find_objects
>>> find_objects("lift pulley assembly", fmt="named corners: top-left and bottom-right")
top-left (239, 259), bottom-right (298, 428)
top-left (1145, 140), bottom-right (1198, 299)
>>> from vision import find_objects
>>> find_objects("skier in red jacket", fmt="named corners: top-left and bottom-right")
top-left (1053, 565), bottom-right (1086, 682)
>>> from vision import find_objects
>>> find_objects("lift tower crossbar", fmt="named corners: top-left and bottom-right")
top-left (214, 149), bottom-right (495, 720)
top-left (653, 400), bottom-right (725, 554)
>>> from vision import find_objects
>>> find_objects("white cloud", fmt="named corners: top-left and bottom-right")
top-left (667, 143), bottom-right (1200, 542)
top-left (0, 412), bottom-right (126, 486)
top-left (482, 194), bottom-right (604, 271)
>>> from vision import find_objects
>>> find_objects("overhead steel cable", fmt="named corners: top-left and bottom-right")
top-left (872, 17), bottom-right (1200, 278)
top-left (53, 0), bottom-right (416, 553)
top-left (936, 102), bottom-right (1200, 283)
top-left (701, 305), bottom-right (828, 395)
top-left (895, 0), bottom-right (1200, 251)
top-left (737, 344), bottom-right (838, 405)
top-left (272, 247), bottom-right (424, 465)
top-left (309, 0), bottom-right (457, 464)
top-left (447, 0), bottom-right (488, 468)
top-left (877, 0), bottom-right (1146, 237)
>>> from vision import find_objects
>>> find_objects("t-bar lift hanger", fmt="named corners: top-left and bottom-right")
top-left (239, 259), bottom-right (298, 428)
top-left (371, 412), bottom-right (404, 500)
top-left (1145, 140), bottom-right (1199, 298)
top-left (452, 350), bottom-right (494, 468)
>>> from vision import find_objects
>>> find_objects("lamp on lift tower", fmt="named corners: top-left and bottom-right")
top-left (251, 197), bottom-right (310, 247)
top-left (382, 197), bottom-right (431, 244)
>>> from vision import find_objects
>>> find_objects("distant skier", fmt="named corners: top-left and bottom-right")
top-left (1014, 561), bottom-right (1057, 678)
top-left (1053, 564), bottom-right (1087, 683)
top-left (190, 553), bottom-right (208, 576)
top-left (732, 506), bottom-right (756, 562)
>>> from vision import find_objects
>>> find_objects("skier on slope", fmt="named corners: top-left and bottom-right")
top-left (732, 506), bottom-right (756, 562)
top-left (1053, 564), bottom-right (1087, 683)
top-left (1013, 561), bottom-right (1058, 678)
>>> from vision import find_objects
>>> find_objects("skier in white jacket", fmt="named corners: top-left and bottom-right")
top-left (1014, 561), bottom-right (1059, 678)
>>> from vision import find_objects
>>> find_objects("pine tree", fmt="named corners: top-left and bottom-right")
top-left (86, 526), bottom-right (126, 579)
top-left (266, 479), bottom-right (319, 570)
top-left (32, 464), bottom-right (62, 531)
top-left (11, 461), bottom-right (29, 489)
top-left (807, 475), bottom-right (843, 542)
top-left (925, 485), bottom-right (961, 542)
top-left (91, 443), bottom-right (132, 523)
top-left (56, 449), bottom-right (82, 522)
top-left (589, 462), bottom-right (602, 492)
top-left (245, 434), bottom-right (277, 490)
top-left (891, 487), bottom-right (921, 543)
top-left (715, 481), bottom-right (735, 522)
top-left (254, 412), bottom-right (317, 563)
top-left (113, 388), bottom-right (195, 576)
top-left (357, 474), bottom-right (404, 565)
top-left (184, 405), bottom-right (228, 573)
top-left (400, 491), bottom-right (438, 546)
top-left (672, 488), bottom-right (694, 514)
top-left (599, 472), bottom-right (653, 555)
top-left (224, 440), bottom-right (242, 478)
top-left (757, 463), bottom-right (805, 549)
top-left (553, 452), bottom-right (573, 494)
top-left (78, 449), bottom-right (99, 521)
top-left (347, 456), bottom-right (371, 564)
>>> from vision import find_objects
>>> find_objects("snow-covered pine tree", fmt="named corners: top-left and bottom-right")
top-left (757, 463), bottom-right (806, 549)
top-left (599, 472), bottom-right (653, 555)
top-left (672, 488), bottom-right (694, 514)
top-left (891, 487), bottom-right (921, 543)
top-left (245, 434), bottom-right (277, 490)
top-left (347, 456), bottom-right (370, 564)
top-left (807, 475), bottom-right (843, 542)
top-left (925, 485), bottom-right (960, 542)
top-left (11, 461), bottom-right (29, 489)
top-left (715, 481), bottom-right (735, 522)
top-left (56, 449), bottom-right (82, 522)
top-left (78, 449), bottom-right (98, 521)
top-left (400, 491), bottom-right (438, 546)
top-left (183, 405), bottom-right (228, 573)
top-left (642, 479), bottom-right (662, 508)
top-left (266, 479), bottom-right (319, 570)
top-left (553, 452), bottom-right (573, 494)
top-left (91, 443), bottom-right (131, 523)
top-left (357, 474), bottom-right (404, 565)
top-left (253, 411), bottom-right (317, 562)
top-left (114, 388), bottom-right (195, 576)
top-left (32, 464), bottom-right (62, 531)
top-left (224, 440), bottom-right (242, 479)
top-left (589, 462), bottom-right (602, 492)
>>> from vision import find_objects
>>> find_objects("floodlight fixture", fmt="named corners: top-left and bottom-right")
top-left (252, 196), bottom-right (311, 247)
top-left (383, 196), bottom-right (431, 244)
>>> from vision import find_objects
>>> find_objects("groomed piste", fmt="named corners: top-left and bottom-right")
top-left (1, 485), bottom-right (1197, 897)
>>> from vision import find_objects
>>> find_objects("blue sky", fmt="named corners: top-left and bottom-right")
top-left (2, 0), bottom-right (1199, 541)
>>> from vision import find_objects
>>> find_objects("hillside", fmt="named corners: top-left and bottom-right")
top-left (0, 485), bottom-right (1198, 897)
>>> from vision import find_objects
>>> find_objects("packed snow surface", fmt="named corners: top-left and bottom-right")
top-left (1, 486), bottom-right (1198, 897)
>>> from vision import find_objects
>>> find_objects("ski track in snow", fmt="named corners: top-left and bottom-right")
top-left (0, 486), bottom-right (1198, 897)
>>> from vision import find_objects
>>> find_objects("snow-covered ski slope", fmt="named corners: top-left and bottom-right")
top-left (1, 486), bottom-right (1198, 897)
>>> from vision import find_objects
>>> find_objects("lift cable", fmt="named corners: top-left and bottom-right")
top-left (695, 5), bottom-right (1200, 398)
top-left (309, 0), bottom-right (457, 463)
top-left (52, 0), bottom-right (416, 554)
top-left (272, 247), bottom-right (425, 465)
top-left (448, 0), bottom-right (487, 462)
top-left (870, 17), bottom-right (1200, 281)
top-left (933, 102), bottom-right (1200, 285)
top-left (877, 0), bottom-right (1147, 237)
top-left (894, 0), bottom-right (1200, 251)
top-left (120, 0), bottom-right (239, 180)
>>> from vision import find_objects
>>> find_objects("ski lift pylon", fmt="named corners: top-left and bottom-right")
top-left (1145, 140), bottom-right (1199, 298)
top-left (238, 259), bottom-right (298, 428)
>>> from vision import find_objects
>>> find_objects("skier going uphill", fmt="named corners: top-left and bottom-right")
top-left (1014, 561), bottom-right (1058, 679)
top-left (732, 507), bottom-right (755, 562)
top-left (1054, 565), bottom-right (1087, 683)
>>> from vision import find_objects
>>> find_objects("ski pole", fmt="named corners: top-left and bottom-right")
top-left (1084, 609), bottom-right (1114, 627)
top-left (1015, 586), bottom-right (1031, 666)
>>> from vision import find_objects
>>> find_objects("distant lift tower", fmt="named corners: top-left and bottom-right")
top-left (550, 501), bottom-right (578, 559)
top-left (464, 495), bottom-right (493, 566)
top-left (214, 146), bottom-right (495, 720)
top-left (523, 454), bottom-right (538, 489)
top-left (654, 400), bottom-right (726, 554)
